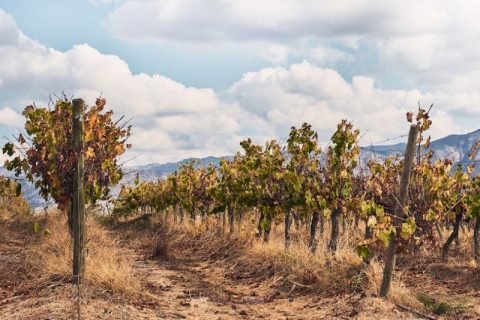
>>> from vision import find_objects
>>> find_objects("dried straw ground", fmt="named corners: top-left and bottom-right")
top-left (1, 212), bottom-right (479, 319)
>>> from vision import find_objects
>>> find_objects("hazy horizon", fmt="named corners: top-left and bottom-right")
top-left (1, 1), bottom-right (479, 165)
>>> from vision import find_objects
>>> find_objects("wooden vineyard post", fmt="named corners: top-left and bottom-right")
top-left (72, 98), bottom-right (86, 285)
top-left (379, 124), bottom-right (419, 297)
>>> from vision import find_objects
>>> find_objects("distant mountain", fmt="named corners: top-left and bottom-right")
top-left (127, 129), bottom-right (480, 184)
top-left (359, 128), bottom-right (480, 168)
top-left (124, 156), bottom-right (233, 183)
top-left (0, 167), bottom-right (51, 209)
top-left (4, 129), bottom-right (480, 208)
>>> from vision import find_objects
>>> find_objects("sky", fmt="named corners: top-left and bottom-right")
top-left (0, 0), bottom-right (479, 165)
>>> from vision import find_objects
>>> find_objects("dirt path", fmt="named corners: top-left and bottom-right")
top-left (136, 256), bottom-right (324, 319)
top-left (0, 218), bottom-right (37, 303)
top-left (400, 261), bottom-right (480, 317)
top-left (0, 218), bottom-right (454, 319)
top-left (128, 234), bottom-right (418, 320)
top-left (133, 254), bottom-right (414, 320)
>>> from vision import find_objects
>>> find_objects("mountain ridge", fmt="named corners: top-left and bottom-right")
top-left (130, 128), bottom-right (480, 183)
top-left (4, 128), bottom-right (480, 208)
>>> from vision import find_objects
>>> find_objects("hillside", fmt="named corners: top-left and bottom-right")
top-left (129, 128), bottom-right (480, 183)
top-left (125, 156), bottom-right (233, 182)
top-left (360, 128), bottom-right (480, 164)
top-left (5, 129), bottom-right (480, 208)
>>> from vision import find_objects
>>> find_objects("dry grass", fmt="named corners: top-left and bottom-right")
top-left (366, 260), bottom-right (425, 310)
top-left (245, 232), bottom-right (365, 293)
top-left (0, 198), bottom-right (32, 219)
top-left (177, 221), bottom-right (432, 311)
top-left (112, 213), bottom-right (479, 318)
top-left (245, 227), bottom-right (423, 312)
top-left (31, 211), bottom-right (141, 296)
top-left (154, 215), bottom-right (421, 308)
top-left (5, 208), bottom-right (476, 319)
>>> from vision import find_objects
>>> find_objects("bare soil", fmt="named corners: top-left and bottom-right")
top-left (1, 217), bottom-right (478, 319)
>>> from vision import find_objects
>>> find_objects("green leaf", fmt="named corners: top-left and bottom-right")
top-left (401, 217), bottom-right (416, 240)
top-left (355, 245), bottom-right (370, 259)
top-left (15, 183), bottom-right (21, 197)
top-left (32, 222), bottom-right (41, 233)
top-left (322, 208), bottom-right (331, 218)
top-left (305, 190), bottom-right (313, 206)
top-left (260, 218), bottom-right (271, 231)
top-left (378, 227), bottom-right (395, 246)
top-left (2, 142), bottom-right (15, 156)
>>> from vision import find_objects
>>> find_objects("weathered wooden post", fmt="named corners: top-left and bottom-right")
top-left (380, 124), bottom-right (418, 297)
top-left (72, 98), bottom-right (86, 285)
top-left (474, 217), bottom-right (480, 261)
top-left (309, 211), bottom-right (320, 253)
top-left (228, 205), bottom-right (235, 234)
top-left (284, 209), bottom-right (292, 249)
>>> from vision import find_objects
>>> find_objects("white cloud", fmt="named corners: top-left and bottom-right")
top-left (0, 9), bottom-right (234, 162)
top-left (260, 45), bottom-right (290, 64)
top-left (379, 34), bottom-right (446, 70)
top-left (0, 107), bottom-right (23, 127)
top-left (0, 8), bottom-right (475, 164)
top-left (107, 0), bottom-right (450, 43)
top-left (225, 61), bottom-right (460, 143)
top-left (0, 10), bottom-right (21, 45)
top-left (105, 1), bottom-right (480, 94)
top-left (89, 0), bottom-right (121, 7)
top-left (310, 47), bottom-right (353, 65)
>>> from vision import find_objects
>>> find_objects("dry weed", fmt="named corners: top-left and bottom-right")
top-left (32, 212), bottom-right (141, 296)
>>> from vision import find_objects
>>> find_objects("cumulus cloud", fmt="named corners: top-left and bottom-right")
top-left (225, 61), bottom-right (460, 144)
top-left (309, 47), bottom-right (354, 65)
top-left (107, 0), bottom-right (449, 43)
top-left (0, 8), bottom-right (474, 164)
top-left (0, 9), bottom-right (237, 163)
top-left (105, 0), bottom-right (452, 68)
top-left (0, 10), bottom-right (23, 46)
top-left (0, 107), bottom-right (23, 127)
top-left (105, 1), bottom-right (480, 99)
